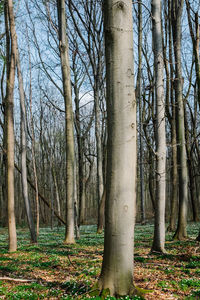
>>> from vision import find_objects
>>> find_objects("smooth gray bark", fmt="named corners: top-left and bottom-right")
top-left (151, 0), bottom-right (166, 253)
top-left (99, 0), bottom-right (136, 296)
top-left (95, 85), bottom-right (104, 233)
top-left (137, 0), bottom-right (145, 224)
top-left (5, 0), bottom-right (17, 252)
top-left (57, 0), bottom-right (75, 243)
top-left (16, 46), bottom-right (37, 244)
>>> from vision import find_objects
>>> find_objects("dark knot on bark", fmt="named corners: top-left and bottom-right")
top-left (113, 1), bottom-right (126, 10)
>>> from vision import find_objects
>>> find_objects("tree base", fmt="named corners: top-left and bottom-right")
top-left (63, 238), bottom-right (75, 244)
top-left (167, 225), bottom-right (176, 233)
top-left (151, 241), bottom-right (167, 255)
top-left (150, 249), bottom-right (167, 255)
top-left (97, 228), bottom-right (103, 234)
top-left (90, 281), bottom-right (150, 299)
top-left (173, 231), bottom-right (187, 241)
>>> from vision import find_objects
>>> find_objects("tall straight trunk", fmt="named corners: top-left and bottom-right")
top-left (97, 188), bottom-right (106, 233)
top-left (148, 149), bottom-right (156, 211)
top-left (137, 0), bottom-right (145, 224)
top-left (95, 85), bottom-right (104, 233)
top-left (0, 154), bottom-right (4, 224)
top-left (185, 2), bottom-right (200, 223)
top-left (28, 51), bottom-right (39, 238)
top-left (73, 157), bottom-right (80, 239)
top-left (184, 110), bottom-right (199, 222)
top-left (74, 83), bottom-right (85, 226)
top-left (151, 0), bottom-right (166, 253)
top-left (99, 0), bottom-right (136, 296)
top-left (50, 163), bottom-right (54, 229)
top-left (98, 128), bottom-right (107, 233)
top-left (169, 115), bottom-right (178, 231)
top-left (80, 178), bottom-right (86, 224)
top-left (166, 0), bottom-right (178, 232)
top-left (51, 164), bottom-right (61, 224)
top-left (194, 12), bottom-right (200, 109)
top-left (172, 0), bottom-right (188, 240)
top-left (1, 64), bottom-right (7, 228)
top-left (185, 1), bottom-right (200, 110)
top-left (78, 141), bottom-right (85, 226)
top-left (57, 0), bottom-right (75, 244)
top-left (16, 45), bottom-right (37, 243)
top-left (5, 0), bottom-right (17, 252)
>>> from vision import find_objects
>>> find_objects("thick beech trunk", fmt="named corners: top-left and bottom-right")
top-left (99, 0), bottom-right (136, 296)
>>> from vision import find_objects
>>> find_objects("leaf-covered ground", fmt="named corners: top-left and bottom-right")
top-left (0, 223), bottom-right (200, 299)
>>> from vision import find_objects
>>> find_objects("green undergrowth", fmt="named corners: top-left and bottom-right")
top-left (0, 223), bottom-right (199, 299)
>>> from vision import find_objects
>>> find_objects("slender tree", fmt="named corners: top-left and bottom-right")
top-left (151, 0), bottom-right (166, 253)
top-left (6, 10), bottom-right (38, 243)
top-left (136, 0), bottom-right (145, 224)
top-left (171, 0), bottom-right (188, 240)
top-left (98, 0), bottom-right (137, 295)
top-left (57, 0), bottom-right (75, 243)
top-left (5, 0), bottom-right (17, 252)
top-left (16, 38), bottom-right (37, 244)
top-left (27, 38), bottom-right (40, 238)
top-left (167, 0), bottom-right (178, 232)
top-left (68, 1), bottom-right (105, 233)
top-left (185, 0), bottom-right (200, 110)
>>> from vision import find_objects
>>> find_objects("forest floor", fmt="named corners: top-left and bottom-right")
top-left (0, 223), bottom-right (200, 299)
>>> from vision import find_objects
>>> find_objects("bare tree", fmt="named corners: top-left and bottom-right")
top-left (16, 38), bottom-right (37, 243)
top-left (57, 0), bottom-right (75, 243)
top-left (136, 0), bottom-right (145, 224)
top-left (171, 0), bottom-right (188, 240)
top-left (4, 0), bottom-right (17, 252)
top-left (151, 0), bottom-right (166, 253)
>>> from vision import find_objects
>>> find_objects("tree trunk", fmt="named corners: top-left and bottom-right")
top-left (184, 107), bottom-right (199, 222)
top-left (73, 158), bottom-right (80, 239)
top-left (1, 64), bottom-right (7, 228)
top-left (57, 0), bottom-right (75, 244)
top-left (99, 0), bottom-right (136, 296)
top-left (29, 59), bottom-right (39, 238)
top-left (5, 0), bottom-right (17, 252)
top-left (97, 188), bottom-right (106, 234)
top-left (51, 164), bottom-right (61, 226)
top-left (168, 121), bottom-right (178, 231)
top-left (151, 0), bottom-right (166, 254)
top-left (95, 85), bottom-right (104, 233)
top-left (137, 0), bottom-right (145, 225)
top-left (16, 44), bottom-right (37, 243)
top-left (172, 0), bottom-right (188, 240)
top-left (74, 84), bottom-right (85, 226)
top-left (185, 1), bottom-right (200, 110)
top-left (166, 0), bottom-right (178, 232)
top-left (148, 150), bottom-right (156, 211)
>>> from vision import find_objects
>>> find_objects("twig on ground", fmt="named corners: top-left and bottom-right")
top-left (0, 277), bottom-right (36, 282)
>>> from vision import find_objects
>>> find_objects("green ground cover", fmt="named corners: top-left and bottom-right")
top-left (0, 223), bottom-right (199, 299)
